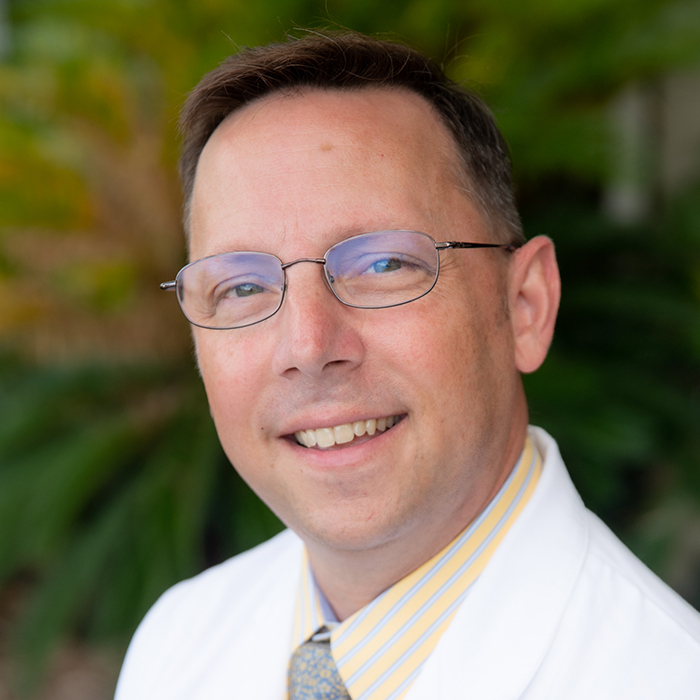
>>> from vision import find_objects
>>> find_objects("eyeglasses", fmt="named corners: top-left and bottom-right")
top-left (160, 230), bottom-right (518, 330)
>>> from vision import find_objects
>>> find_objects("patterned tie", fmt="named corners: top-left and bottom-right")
top-left (288, 636), bottom-right (351, 700)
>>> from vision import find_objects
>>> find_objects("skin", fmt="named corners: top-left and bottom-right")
top-left (188, 88), bottom-right (561, 620)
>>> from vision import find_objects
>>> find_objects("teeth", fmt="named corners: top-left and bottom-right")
top-left (295, 415), bottom-right (400, 448)
top-left (316, 428), bottom-right (334, 448)
top-left (334, 424), bottom-right (355, 444)
top-left (353, 421), bottom-right (366, 437)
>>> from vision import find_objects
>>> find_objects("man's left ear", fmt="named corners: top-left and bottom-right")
top-left (508, 235), bottom-right (561, 374)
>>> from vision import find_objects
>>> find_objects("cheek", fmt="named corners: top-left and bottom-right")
top-left (391, 291), bottom-right (481, 377)
top-left (402, 286), bottom-right (512, 421)
top-left (195, 332), bottom-right (269, 446)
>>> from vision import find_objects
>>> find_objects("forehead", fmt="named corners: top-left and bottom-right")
top-left (205, 87), bottom-right (458, 172)
top-left (189, 88), bottom-right (478, 259)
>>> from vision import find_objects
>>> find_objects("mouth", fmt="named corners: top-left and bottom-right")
top-left (293, 414), bottom-right (404, 450)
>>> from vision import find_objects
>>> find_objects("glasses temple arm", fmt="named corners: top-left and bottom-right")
top-left (436, 241), bottom-right (519, 252)
top-left (160, 281), bottom-right (177, 291)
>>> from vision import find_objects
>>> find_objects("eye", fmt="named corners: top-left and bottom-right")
top-left (211, 275), bottom-right (275, 306)
top-left (360, 255), bottom-right (425, 276)
top-left (367, 258), bottom-right (404, 274)
top-left (228, 282), bottom-right (264, 297)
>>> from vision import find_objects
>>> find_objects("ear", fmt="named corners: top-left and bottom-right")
top-left (508, 236), bottom-right (561, 374)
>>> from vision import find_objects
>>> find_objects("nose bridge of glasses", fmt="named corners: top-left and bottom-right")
top-left (280, 257), bottom-right (336, 304)
top-left (280, 257), bottom-right (327, 270)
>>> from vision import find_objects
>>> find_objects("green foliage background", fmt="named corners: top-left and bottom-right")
top-left (0, 0), bottom-right (699, 693)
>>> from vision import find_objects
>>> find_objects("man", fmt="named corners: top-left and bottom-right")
top-left (115, 32), bottom-right (700, 699)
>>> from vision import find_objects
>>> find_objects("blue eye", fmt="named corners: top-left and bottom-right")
top-left (212, 277), bottom-right (272, 307)
top-left (232, 283), bottom-right (264, 297)
top-left (367, 258), bottom-right (404, 274)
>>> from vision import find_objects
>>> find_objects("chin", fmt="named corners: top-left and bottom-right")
top-left (291, 501), bottom-right (415, 554)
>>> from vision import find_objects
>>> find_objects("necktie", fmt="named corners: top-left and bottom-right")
top-left (289, 637), bottom-right (351, 700)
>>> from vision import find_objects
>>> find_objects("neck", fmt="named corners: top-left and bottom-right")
top-left (307, 522), bottom-right (463, 621)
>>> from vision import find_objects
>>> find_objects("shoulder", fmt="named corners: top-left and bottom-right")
top-left (534, 512), bottom-right (700, 697)
top-left (517, 427), bottom-right (700, 696)
top-left (531, 425), bottom-right (699, 637)
top-left (115, 529), bottom-right (303, 699)
top-left (527, 429), bottom-right (700, 695)
top-left (140, 528), bottom-right (302, 624)
top-left (584, 510), bottom-right (700, 641)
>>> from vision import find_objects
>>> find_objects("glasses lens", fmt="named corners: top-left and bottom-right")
top-left (325, 230), bottom-right (439, 308)
top-left (177, 252), bottom-right (284, 329)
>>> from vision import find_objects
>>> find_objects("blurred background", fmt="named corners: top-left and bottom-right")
top-left (1, 0), bottom-right (699, 696)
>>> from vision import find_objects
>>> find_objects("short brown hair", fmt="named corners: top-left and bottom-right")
top-left (179, 31), bottom-right (524, 244)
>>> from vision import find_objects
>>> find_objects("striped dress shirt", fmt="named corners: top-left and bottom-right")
top-left (291, 436), bottom-right (542, 700)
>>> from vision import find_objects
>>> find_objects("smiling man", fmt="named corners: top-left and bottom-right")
top-left (115, 32), bottom-right (700, 700)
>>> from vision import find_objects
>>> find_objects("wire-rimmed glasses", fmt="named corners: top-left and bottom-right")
top-left (160, 230), bottom-right (518, 330)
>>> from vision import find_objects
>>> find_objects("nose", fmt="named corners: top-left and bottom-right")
top-left (271, 261), bottom-right (365, 379)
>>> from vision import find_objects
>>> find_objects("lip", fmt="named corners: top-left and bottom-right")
top-left (278, 410), bottom-right (406, 438)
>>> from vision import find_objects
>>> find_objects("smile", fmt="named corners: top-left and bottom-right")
top-left (294, 415), bottom-right (403, 449)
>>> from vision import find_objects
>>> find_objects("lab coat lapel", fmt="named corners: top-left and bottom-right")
top-left (225, 570), bottom-right (298, 698)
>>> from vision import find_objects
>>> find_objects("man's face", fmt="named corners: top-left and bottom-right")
top-left (189, 89), bottom-right (523, 558)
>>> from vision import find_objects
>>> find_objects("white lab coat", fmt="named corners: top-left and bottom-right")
top-left (115, 427), bottom-right (700, 699)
